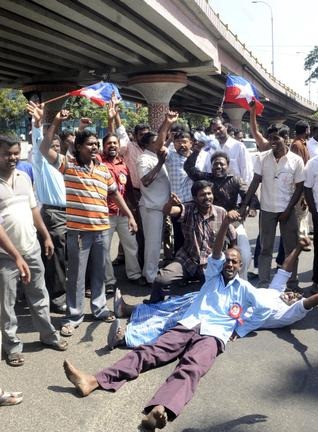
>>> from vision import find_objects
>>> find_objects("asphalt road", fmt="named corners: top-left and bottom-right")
top-left (1, 216), bottom-right (318, 432)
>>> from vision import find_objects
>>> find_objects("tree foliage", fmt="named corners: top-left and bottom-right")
top-left (179, 112), bottom-right (210, 130)
top-left (304, 46), bottom-right (318, 83)
top-left (121, 105), bottom-right (149, 130)
top-left (63, 96), bottom-right (108, 127)
top-left (0, 89), bottom-right (27, 130)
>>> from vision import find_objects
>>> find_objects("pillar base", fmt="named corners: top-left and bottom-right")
top-left (128, 73), bottom-right (187, 130)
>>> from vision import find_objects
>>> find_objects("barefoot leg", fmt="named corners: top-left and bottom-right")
top-left (63, 360), bottom-right (99, 397)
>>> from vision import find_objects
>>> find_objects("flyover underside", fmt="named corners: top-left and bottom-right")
top-left (0, 0), bottom-right (315, 123)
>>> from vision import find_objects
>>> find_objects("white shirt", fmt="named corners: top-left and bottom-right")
top-left (137, 149), bottom-right (171, 210)
top-left (220, 136), bottom-right (254, 185)
top-left (254, 149), bottom-right (304, 213)
top-left (117, 125), bottom-right (144, 189)
top-left (237, 269), bottom-right (308, 335)
top-left (304, 155), bottom-right (318, 211)
top-left (307, 137), bottom-right (318, 159)
top-left (0, 170), bottom-right (37, 255)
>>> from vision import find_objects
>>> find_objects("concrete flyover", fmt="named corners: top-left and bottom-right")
top-left (0, 0), bottom-right (316, 127)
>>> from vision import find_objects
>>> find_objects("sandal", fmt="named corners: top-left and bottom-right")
top-left (60, 324), bottom-right (75, 337)
top-left (42, 339), bottom-right (69, 351)
top-left (0, 389), bottom-right (23, 406)
top-left (7, 352), bottom-right (25, 367)
top-left (101, 310), bottom-right (116, 323)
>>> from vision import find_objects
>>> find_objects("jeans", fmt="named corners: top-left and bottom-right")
top-left (63, 229), bottom-right (111, 327)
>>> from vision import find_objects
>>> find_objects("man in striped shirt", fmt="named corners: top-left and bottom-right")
top-left (40, 110), bottom-right (137, 337)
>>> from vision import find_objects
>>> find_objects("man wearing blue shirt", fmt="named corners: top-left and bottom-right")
top-left (27, 101), bottom-right (67, 313)
top-left (63, 210), bottom-right (269, 431)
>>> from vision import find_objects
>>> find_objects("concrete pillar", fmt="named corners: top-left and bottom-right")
top-left (222, 104), bottom-right (247, 129)
top-left (23, 83), bottom-right (76, 129)
top-left (128, 73), bottom-right (187, 131)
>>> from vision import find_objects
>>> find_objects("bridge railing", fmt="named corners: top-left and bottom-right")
top-left (201, 0), bottom-right (316, 110)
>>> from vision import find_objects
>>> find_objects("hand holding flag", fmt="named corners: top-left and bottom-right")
top-left (224, 75), bottom-right (264, 116)
top-left (38, 82), bottom-right (122, 107)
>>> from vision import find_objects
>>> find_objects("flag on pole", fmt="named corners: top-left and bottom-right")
top-left (224, 75), bottom-right (264, 116)
top-left (68, 82), bottom-right (122, 106)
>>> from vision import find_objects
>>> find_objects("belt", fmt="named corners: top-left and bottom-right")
top-left (42, 204), bottom-right (66, 211)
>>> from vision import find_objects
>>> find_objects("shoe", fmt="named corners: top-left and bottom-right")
top-left (128, 276), bottom-right (148, 286)
top-left (105, 284), bottom-right (117, 295)
top-left (50, 303), bottom-right (67, 314)
top-left (42, 339), bottom-right (68, 351)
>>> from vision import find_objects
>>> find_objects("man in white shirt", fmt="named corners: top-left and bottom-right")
top-left (136, 112), bottom-right (178, 283)
top-left (307, 126), bottom-right (318, 159)
top-left (240, 130), bottom-right (304, 291)
top-left (210, 117), bottom-right (254, 185)
top-left (304, 155), bottom-right (318, 292)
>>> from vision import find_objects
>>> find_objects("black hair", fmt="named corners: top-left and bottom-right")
top-left (59, 129), bottom-right (75, 142)
top-left (210, 151), bottom-right (230, 165)
top-left (140, 131), bottom-right (157, 148)
top-left (74, 130), bottom-right (98, 163)
top-left (191, 180), bottom-right (213, 198)
top-left (102, 132), bottom-right (118, 146)
top-left (267, 123), bottom-right (290, 139)
top-left (295, 120), bottom-right (310, 135)
top-left (52, 134), bottom-right (61, 143)
top-left (0, 134), bottom-right (20, 148)
top-left (134, 123), bottom-right (150, 135)
top-left (173, 131), bottom-right (193, 141)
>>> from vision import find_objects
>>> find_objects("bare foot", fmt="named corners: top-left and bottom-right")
top-left (141, 405), bottom-right (168, 431)
top-left (63, 360), bottom-right (99, 397)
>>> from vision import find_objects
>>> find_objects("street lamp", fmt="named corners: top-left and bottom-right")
top-left (252, 1), bottom-right (274, 76)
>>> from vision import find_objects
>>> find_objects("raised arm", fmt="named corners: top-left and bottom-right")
top-left (152, 111), bottom-right (179, 152)
top-left (40, 109), bottom-right (70, 164)
top-left (183, 141), bottom-right (209, 181)
top-left (140, 147), bottom-right (168, 187)
top-left (249, 101), bottom-right (270, 152)
top-left (212, 210), bottom-right (241, 259)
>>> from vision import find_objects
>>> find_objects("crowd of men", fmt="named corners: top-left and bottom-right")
top-left (1, 96), bottom-right (318, 430)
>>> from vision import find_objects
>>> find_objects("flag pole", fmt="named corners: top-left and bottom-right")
top-left (41, 92), bottom-right (70, 105)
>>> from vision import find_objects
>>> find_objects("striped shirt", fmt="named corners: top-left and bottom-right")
top-left (55, 154), bottom-right (117, 231)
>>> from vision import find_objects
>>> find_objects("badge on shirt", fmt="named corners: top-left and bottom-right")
top-left (119, 173), bottom-right (127, 184)
top-left (229, 303), bottom-right (244, 325)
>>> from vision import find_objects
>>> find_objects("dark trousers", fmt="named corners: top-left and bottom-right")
top-left (172, 218), bottom-right (184, 256)
top-left (39, 207), bottom-right (66, 305)
top-left (95, 324), bottom-right (219, 419)
top-left (313, 214), bottom-right (318, 283)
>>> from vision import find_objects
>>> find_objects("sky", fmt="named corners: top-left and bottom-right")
top-left (209, 0), bottom-right (318, 103)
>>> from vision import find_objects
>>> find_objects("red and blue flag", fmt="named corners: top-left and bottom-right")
top-left (68, 82), bottom-right (121, 106)
top-left (224, 75), bottom-right (264, 116)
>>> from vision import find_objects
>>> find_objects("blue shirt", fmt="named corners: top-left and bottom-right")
top-left (179, 253), bottom-right (272, 346)
top-left (31, 126), bottom-right (66, 207)
top-left (16, 160), bottom-right (34, 184)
